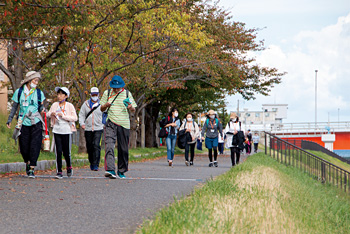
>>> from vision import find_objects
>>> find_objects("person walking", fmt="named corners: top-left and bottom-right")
top-left (252, 132), bottom-right (260, 153)
top-left (246, 129), bottom-right (252, 155)
top-left (224, 112), bottom-right (244, 166)
top-left (79, 87), bottom-right (103, 171)
top-left (218, 131), bottom-right (225, 155)
top-left (100, 75), bottom-right (137, 179)
top-left (162, 108), bottom-right (181, 166)
top-left (6, 71), bottom-right (45, 178)
top-left (48, 87), bottom-right (78, 179)
top-left (201, 110), bottom-right (223, 167)
top-left (179, 113), bottom-right (199, 166)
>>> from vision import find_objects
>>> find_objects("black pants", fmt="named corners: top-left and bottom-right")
top-left (85, 130), bottom-right (103, 167)
top-left (54, 133), bottom-right (72, 173)
top-left (19, 122), bottom-right (43, 167)
top-left (208, 147), bottom-right (218, 162)
top-left (185, 142), bottom-right (196, 162)
top-left (254, 143), bottom-right (258, 152)
top-left (104, 120), bottom-right (130, 173)
top-left (245, 143), bottom-right (251, 154)
top-left (230, 147), bottom-right (240, 166)
top-left (218, 143), bottom-right (224, 154)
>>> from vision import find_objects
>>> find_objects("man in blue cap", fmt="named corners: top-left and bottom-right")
top-left (100, 75), bottom-right (137, 179)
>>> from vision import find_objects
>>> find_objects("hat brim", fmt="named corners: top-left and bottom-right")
top-left (20, 76), bottom-right (41, 85)
top-left (109, 80), bottom-right (125, 88)
top-left (55, 87), bottom-right (69, 97)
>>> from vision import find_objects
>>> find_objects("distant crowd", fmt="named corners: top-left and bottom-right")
top-left (6, 71), bottom-right (260, 179)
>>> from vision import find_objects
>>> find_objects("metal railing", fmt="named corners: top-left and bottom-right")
top-left (264, 132), bottom-right (350, 194)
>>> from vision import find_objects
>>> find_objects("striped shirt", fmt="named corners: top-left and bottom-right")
top-left (100, 89), bottom-right (137, 129)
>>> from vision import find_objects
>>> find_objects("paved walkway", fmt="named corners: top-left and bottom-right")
top-left (0, 153), bottom-right (248, 234)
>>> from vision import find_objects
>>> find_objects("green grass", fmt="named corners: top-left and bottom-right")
top-left (138, 153), bottom-right (350, 233)
top-left (309, 150), bottom-right (350, 172)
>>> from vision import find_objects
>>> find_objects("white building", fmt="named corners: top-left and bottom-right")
top-left (231, 104), bottom-right (288, 131)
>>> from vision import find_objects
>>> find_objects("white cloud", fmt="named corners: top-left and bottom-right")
top-left (227, 12), bottom-right (350, 123)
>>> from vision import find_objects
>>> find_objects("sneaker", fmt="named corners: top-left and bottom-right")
top-left (90, 165), bottom-right (94, 171)
top-left (26, 163), bottom-right (30, 176)
top-left (117, 171), bottom-right (126, 179)
top-left (105, 170), bottom-right (117, 179)
top-left (67, 167), bottom-right (73, 177)
top-left (214, 161), bottom-right (218, 167)
top-left (168, 160), bottom-right (173, 167)
top-left (28, 169), bottom-right (35, 179)
top-left (190, 161), bottom-right (193, 166)
top-left (55, 172), bottom-right (63, 179)
top-left (185, 161), bottom-right (189, 166)
top-left (93, 165), bottom-right (99, 171)
top-left (209, 162), bottom-right (214, 167)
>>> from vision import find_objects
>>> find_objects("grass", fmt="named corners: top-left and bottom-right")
top-left (309, 150), bottom-right (350, 172)
top-left (138, 153), bottom-right (350, 234)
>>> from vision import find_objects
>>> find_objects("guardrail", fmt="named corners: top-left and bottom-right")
top-left (264, 132), bottom-right (350, 194)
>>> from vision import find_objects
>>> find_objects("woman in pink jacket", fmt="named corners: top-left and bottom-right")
top-left (48, 87), bottom-right (78, 179)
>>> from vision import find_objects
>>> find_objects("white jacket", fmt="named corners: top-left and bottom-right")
top-left (224, 121), bottom-right (243, 148)
top-left (78, 100), bottom-right (103, 131)
top-left (179, 120), bottom-right (200, 144)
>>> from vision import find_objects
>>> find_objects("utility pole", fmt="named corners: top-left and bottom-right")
top-left (141, 108), bottom-right (145, 148)
top-left (315, 70), bottom-right (318, 129)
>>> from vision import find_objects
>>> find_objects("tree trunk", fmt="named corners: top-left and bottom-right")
top-left (12, 39), bottom-right (24, 90)
top-left (145, 103), bottom-right (161, 148)
top-left (78, 127), bottom-right (87, 153)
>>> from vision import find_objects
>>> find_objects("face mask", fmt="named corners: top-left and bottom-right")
top-left (174, 112), bottom-right (178, 117)
top-left (91, 96), bottom-right (99, 101)
top-left (187, 118), bottom-right (192, 122)
top-left (210, 115), bottom-right (215, 119)
top-left (30, 83), bottom-right (37, 89)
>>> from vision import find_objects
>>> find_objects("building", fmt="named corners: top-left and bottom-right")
top-left (231, 104), bottom-right (288, 131)
top-left (0, 40), bottom-right (8, 114)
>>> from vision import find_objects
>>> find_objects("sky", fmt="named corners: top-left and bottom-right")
top-left (218, 0), bottom-right (350, 123)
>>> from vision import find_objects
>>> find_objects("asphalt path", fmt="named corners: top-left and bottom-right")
top-left (0, 152), bottom-right (247, 234)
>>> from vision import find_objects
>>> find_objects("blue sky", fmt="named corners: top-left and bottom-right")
top-left (218, 0), bottom-right (350, 123)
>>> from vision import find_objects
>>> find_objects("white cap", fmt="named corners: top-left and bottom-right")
top-left (90, 87), bottom-right (99, 94)
top-left (55, 87), bottom-right (70, 98)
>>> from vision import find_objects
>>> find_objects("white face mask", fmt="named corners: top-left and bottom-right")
top-left (174, 112), bottom-right (178, 117)
top-left (210, 115), bottom-right (215, 119)
top-left (187, 118), bottom-right (193, 122)
top-left (91, 96), bottom-right (99, 102)
top-left (30, 83), bottom-right (37, 89)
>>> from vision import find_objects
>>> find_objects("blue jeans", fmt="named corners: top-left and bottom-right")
top-left (166, 134), bottom-right (177, 161)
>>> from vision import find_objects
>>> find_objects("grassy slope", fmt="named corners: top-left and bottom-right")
top-left (138, 153), bottom-right (350, 234)
top-left (309, 150), bottom-right (350, 172)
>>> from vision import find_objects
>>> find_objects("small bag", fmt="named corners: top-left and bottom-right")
top-left (102, 112), bottom-right (108, 125)
top-left (42, 112), bottom-right (50, 152)
top-left (158, 127), bottom-right (168, 138)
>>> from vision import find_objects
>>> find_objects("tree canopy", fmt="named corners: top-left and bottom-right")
top-left (0, 0), bottom-right (285, 148)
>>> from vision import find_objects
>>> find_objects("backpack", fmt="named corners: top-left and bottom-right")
top-left (206, 118), bottom-right (219, 128)
top-left (159, 116), bottom-right (170, 128)
top-left (18, 86), bottom-right (42, 112)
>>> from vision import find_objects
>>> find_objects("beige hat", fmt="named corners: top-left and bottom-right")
top-left (207, 110), bottom-right (215, 115)
top-left (230, 112), bottom-right (237, 119)
top-left (20, 71), bottom-right (41, 85)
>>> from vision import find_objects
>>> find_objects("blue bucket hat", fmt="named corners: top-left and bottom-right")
top-left (109, 75), bottom-right (125, 88)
